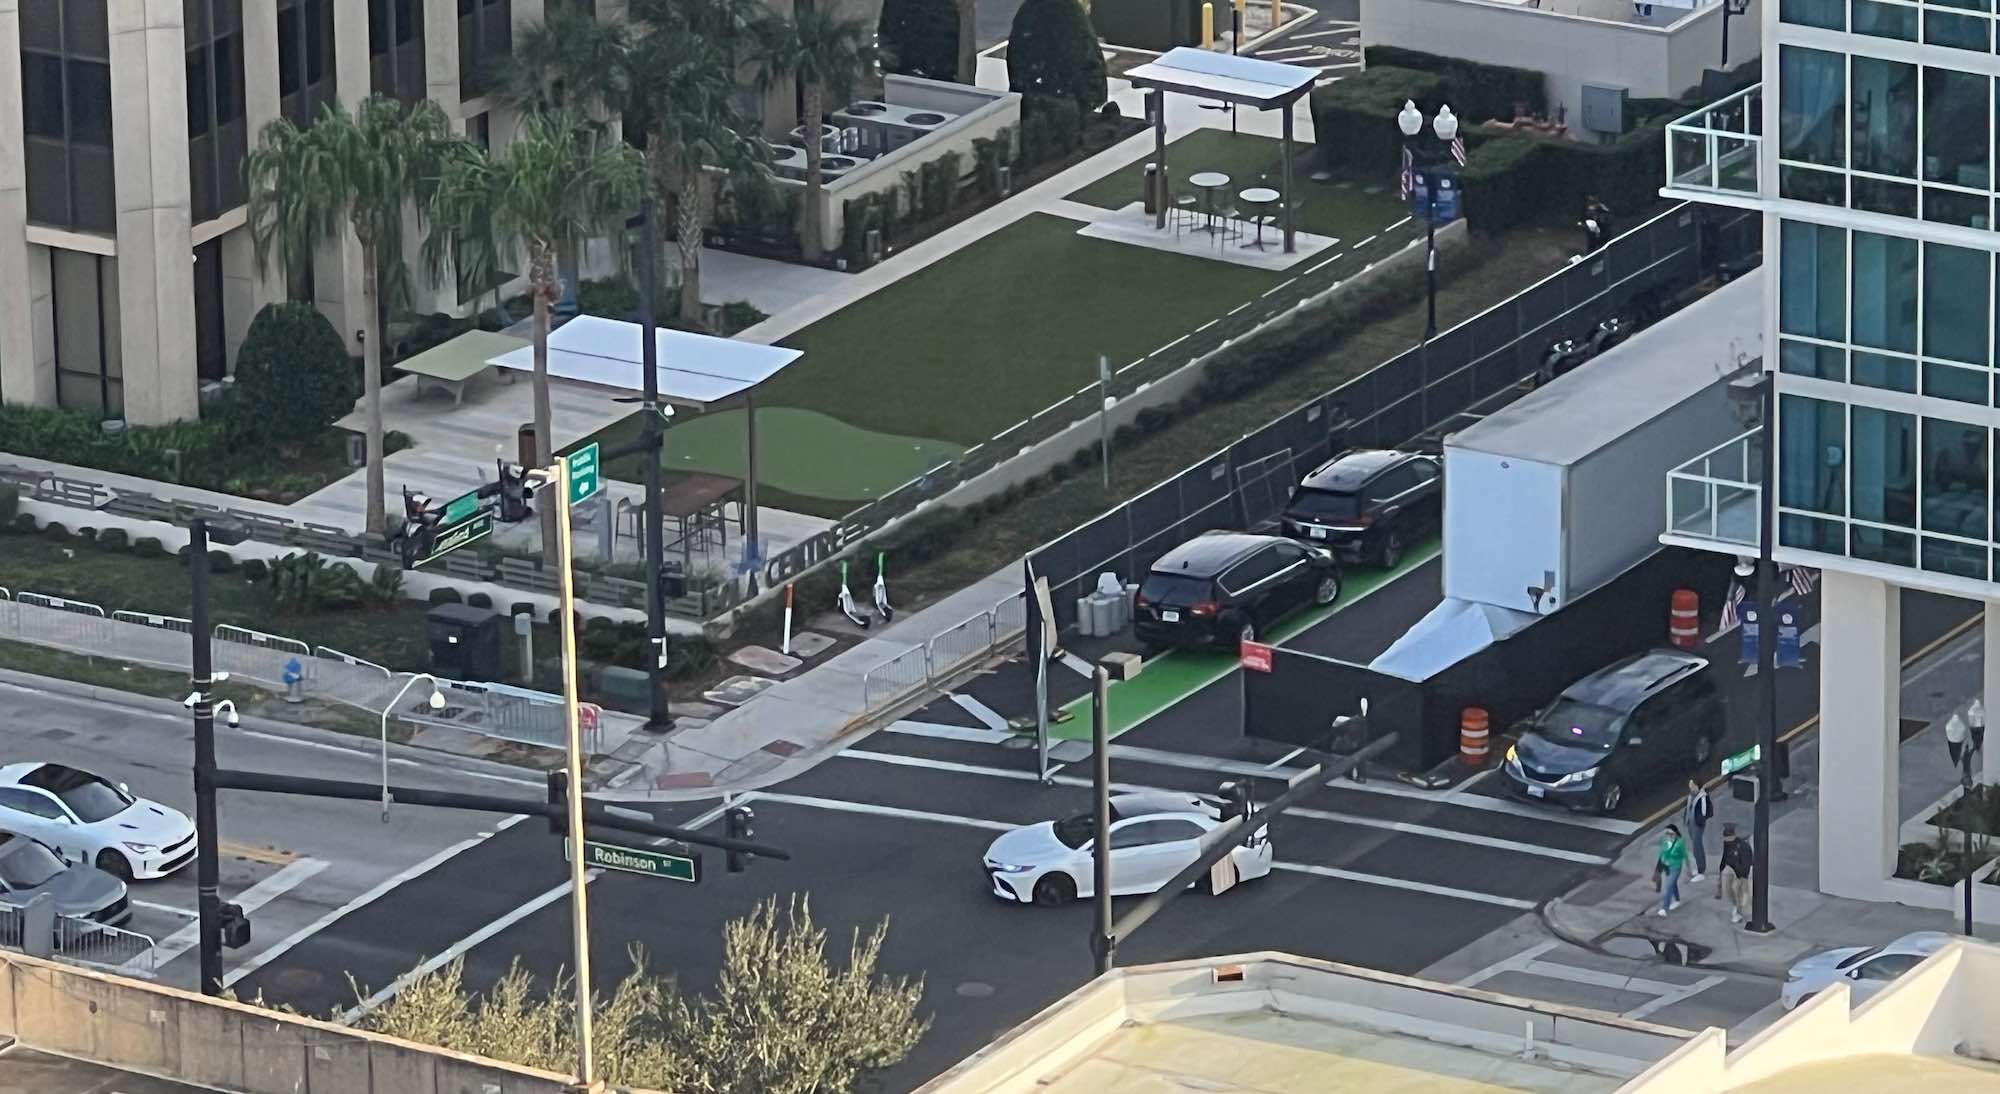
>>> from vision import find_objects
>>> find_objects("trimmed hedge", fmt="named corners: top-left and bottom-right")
top-left (1362, 46), bottom-right (1546, 121)
top-left (1007, 0), bottom-right (1107, 112)
top-left (879, 0), bottom-right (959, 80)
top-left (1310, 66), bottom-right (1448, 176)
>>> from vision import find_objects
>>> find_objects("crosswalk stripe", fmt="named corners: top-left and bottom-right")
top-left (890, 719), bottom-right (1014, 745)
top-left (1270, 862), bottom-right (1536, 909)
top-left (951, 694), bottom-right (1011, 733)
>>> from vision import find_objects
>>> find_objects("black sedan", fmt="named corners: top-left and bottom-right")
top-left (1134, 533), bottom-right (1341, 651)
top-left (1280, 450), bottom-right (1441, 568)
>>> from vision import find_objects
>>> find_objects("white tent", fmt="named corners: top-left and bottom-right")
top-left (1370, 597), bottom-right (1538, 683)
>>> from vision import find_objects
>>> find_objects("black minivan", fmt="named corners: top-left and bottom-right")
top-left (1501, 649), bottom-right (1723, 815)
top-left (1280, 450), bottom-right (1441, 568)
top-left (1133, 533), bottom-right (1341, 651)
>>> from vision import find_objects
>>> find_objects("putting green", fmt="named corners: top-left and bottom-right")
top-left (661, 406), bottom-right (964, 502)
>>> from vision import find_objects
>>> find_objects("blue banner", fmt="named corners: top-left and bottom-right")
top-left (1738, 602), bottom-right (1759, 665)
top-left (1411, 167), bottom-right (1461, 225)
top-left (1775, 605), bottom-right (1803, 668)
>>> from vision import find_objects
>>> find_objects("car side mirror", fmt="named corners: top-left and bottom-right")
top-left (118, 782), bottom-right (130, 795)
top-left (1847, 968), bottom-right (1863, 980)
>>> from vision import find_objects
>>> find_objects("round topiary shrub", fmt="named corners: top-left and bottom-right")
top-left (466, 592), bottom-right (493, 610)
top-left (228, 301), bottom-right (361, 450)
top-left (133, 537), bottom-right (165, 558)
top-left (240, 557), bottom-right (269, 582)
top-left (9, 514), bottom-right (34, 534)
top-left (208, 549), bottom-right (237, 573)
top-left (1007, 0), bottom-right (1107, 113)
top-left (42, 521), bottom-right (68, 539)
top-left (97, 527), bottom-right (129, 552)
top-left (879, 0), bottom-right (959, 80)
top-left (427, 587), bottom-right (463, 606)
top-left (77, 526), bottom-right (96, 541)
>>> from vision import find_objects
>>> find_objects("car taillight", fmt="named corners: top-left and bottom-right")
top-left (1350, 513), bottom-right (1375, 526)
top-left (1190, 601), bottom-right (1219, 615)
top-left (1134, 592), bottom-right (1149, 607)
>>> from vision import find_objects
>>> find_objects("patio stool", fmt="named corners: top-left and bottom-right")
top-left (1172, 193), bottom-right (1200, 236)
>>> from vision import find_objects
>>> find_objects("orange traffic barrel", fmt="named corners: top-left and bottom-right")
top-left (1460, 707), bottom-right (1490, 767)
top-left (1669, 588), bottom-right (1700, 649)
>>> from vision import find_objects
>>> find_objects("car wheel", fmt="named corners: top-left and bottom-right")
top-left (1693, 733), bottom-right (1716, 766)
top-left (1312, 574), bottom-right (1341, 606)
top-left (1597, 780), bottom-right (1625, 816)
top-left (1378, 532), bottom-right (1404, 569)
top-left (96, 849), bottom-right (133, 881)
top-left (1032, 873), bottom-right (1077, 907)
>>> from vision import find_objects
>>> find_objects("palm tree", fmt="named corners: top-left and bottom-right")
top-left (758, 2), bottom-right (874, 265)
top-left (505, 0), bottom-right (771, 325)
top-left (245, 97), bottom-right (455, 535)
top-left (425, 109), bottom-right (646, 545)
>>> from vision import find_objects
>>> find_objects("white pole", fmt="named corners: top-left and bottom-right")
top-left (781, 582), bottom-right (795, 655)
top-left (380, 673), bottom-right (437, 822)
top-left (554, 460), bottom-right (597, 1089)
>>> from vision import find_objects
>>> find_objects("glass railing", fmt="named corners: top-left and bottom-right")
top-left (1665, 84), bottom-right (1761, 199)
top-left (1666, 429), bottom-right (1761, 551)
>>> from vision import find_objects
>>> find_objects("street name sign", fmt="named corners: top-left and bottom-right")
top-left (1721, 744), bottom-right (1761, 777)
top-left (442, 487), bottom-right (486, 525)
top-left (567, 838), bottom-right (700, 883)
top-left (565, 442), bottom-right (602, 506)
top-left (415, 511), bottom-right (493, 567)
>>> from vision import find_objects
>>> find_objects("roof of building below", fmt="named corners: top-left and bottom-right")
top-left (0, 1044), bottom-right (219, 1093)
top-left (1729, 1052), bottom-right (2000, 1092)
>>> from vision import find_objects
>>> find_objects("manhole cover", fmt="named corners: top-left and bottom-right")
top-left (955, 981), bottom-right (995, 998)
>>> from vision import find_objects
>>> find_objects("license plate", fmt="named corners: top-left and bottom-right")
top-left (1527, 785), bottom-right (1545, 798)
top-left (1161, 610), bottom-right (1180, 623)
top-left (1308, 526), bottom-right (1326, 540)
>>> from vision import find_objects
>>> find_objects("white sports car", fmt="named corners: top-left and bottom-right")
top-left (1779, 930), bottom-right (1955, 1010)
top-left (0, 763), bottom-right (197, 880)
top-left (983, 792), bottom-right (1274, 906)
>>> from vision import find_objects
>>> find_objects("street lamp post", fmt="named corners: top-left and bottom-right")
top-left (1398, 100), bottom-right (1458, 339)
top-left (1747, 372), bottom-right (1779, 934)
top-left (380, 674), bottom-right (446, 821)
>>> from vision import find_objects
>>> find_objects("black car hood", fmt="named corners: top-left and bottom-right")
top-left (1516, 731), bottom-right (1607, 775)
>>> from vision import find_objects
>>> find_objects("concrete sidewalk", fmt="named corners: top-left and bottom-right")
top-left (1545, 674), bottom-right (1996, 979)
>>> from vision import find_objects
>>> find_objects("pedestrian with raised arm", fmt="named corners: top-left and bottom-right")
top-left (1684, 779), bottom-right (1713, 882)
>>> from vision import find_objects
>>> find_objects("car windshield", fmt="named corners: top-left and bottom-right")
top-left (1052, 814), bottom-right (1095, 850)
top-left (0, 839), bottom-right (65, 890)
top-left (1288, 487), bottom-right (1360, 520)
top-left (54, 777), bottom-right (131, 824)
top-left (1532, 699), bottom-right (1625, 751)
top-left (1138, 573), bottom-right (1210, 606)
top-left (1836, 946), bottom-right (1883, 970)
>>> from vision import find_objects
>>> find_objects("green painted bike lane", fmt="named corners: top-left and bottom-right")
top-left (1049, 538), bottom-right (1443, 741)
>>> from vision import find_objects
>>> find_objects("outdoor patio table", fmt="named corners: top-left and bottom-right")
top-left (1187, 171), bottom-right (1231, 233)
top-left (1239, 187), bottom-right (1280, 249)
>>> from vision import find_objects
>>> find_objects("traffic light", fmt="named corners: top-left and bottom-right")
top-left (725, 805), bottom-right (755, 872)
top-left (218, 902), bottom-right (251, 949)
top-left (393, 488), bottom-right (443, 567)
top-left (547, 770), bottom-right (568, 835)
top-left (495, 460), bottom-right (535, 523)
top-left (1218, 781), bottom-right (1251, 826)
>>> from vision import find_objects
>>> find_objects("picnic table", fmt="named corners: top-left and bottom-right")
top-left (396, 330), bottom-right (527, 406)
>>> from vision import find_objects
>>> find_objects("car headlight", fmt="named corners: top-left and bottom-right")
top-left (1503, 747), bottom-right (1522, 775)
top-left (987, 862), bottom-right (1033, 874)
top-left (1552, 766), bottom-right (1598, 788)
top-left (122, 842), bottom-right (158, 854)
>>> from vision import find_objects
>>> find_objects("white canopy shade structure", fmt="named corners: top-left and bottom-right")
top-left (1124, 48), bottom-right (1320, 253)
top-left (487, 315), bottom-right (805, 555)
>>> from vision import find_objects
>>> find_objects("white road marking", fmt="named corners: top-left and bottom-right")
top-left (1197, 318), bottom-right (1219, 332)
top-left (1110, 743), bottom-right (1304, 781)
top-left (1357, 234), bottom-right (1379, 248)
top-left (1261, 278), bottom-right (1299, 298)
top-left (1519, 958), bottom-right (1694, 997)
top-left (1388, 215), bottom-right (1414, 231)
top-left (1060, 652), bottom-right (1095, 678)
top-left (138, 857), bottom-right (330, 974)
top-left (1442, 766), bottom-right (1499, 800)
top-left (337, 875), bottom-right (587, 1024)
top-left (221, 815), bottom-right (528, 989)
top-left (1455, 939), bottom-right (1560, 987)
top-left (951, 693), bottom-right (1011, 733)
top-left (889, 720), bottom-right (1013, 746)
top-left (1284, 805), bottom-right (1612, 864)
top-left (1622, 974), bottom-right (1730, 1021)
top-left (1327, 777), bottom-right (1642, 834)
top-left (760, 792), bottom-right (1535, 909)
top-left (131, 899), bottom-right (196, 918)
top-left (1228, 300), bottom-right (1254, 315)
top-left (1152, 334), bottom-right (1191, 357)
top-left (1264, 746), bottom-right (1307, 770)
top-left (1303, 251), bottom-right (1346, 275)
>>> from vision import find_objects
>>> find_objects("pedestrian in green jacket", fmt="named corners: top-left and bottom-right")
top-left (1656, 823), bottom-right (1686, 915)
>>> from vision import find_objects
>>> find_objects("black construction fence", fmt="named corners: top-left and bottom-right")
top-left (1028, 202), bottom-right (1760, 628)
top-left (1244, 547), bottom-right (1738, 772)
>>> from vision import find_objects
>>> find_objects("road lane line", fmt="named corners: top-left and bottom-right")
top-left (889, 720), bottom-right (1013, 746)
top-left (1519, 959), bottom-right (1690, 997)
top-left (951, 694), bottom-right (1011, 733)
top-left (221, 815), bottom-right (527, 989)
top-left (1110, 743), bottom-right (1308, 781)
top-left (132, 899), bottom-right (196, 918)
top-left (337, 876), bottom-right (587, 1024)
top-left (1284, 806), bottom-right (1613, 864)
top-left (137, 857), bottom-right (330, 974)
top-left (1329, 777), bottom-right (1641, 834)
top-left (1441, 766), bottom-right (1499, 801)
top-left (761, 792), bottom-right (1536, 909)
top-left (1265, 746), bottom-right (1307, 770)
top-left (1060, 652), bottom-right (1095, 678)
top-left (842, 746), bottom-right (1177, 798)
top-left (1454, 939), bottom-right (1559, 987)
top-left (1624, 974), bottom-right (1729, 1021)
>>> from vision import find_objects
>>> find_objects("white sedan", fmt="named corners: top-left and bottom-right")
top-left (983, 792), bottom-right (1273, 906)
top-left (0, 763), bottom-right (197, 880)
top-left (1779, 930), bottom-right (1955, 1009)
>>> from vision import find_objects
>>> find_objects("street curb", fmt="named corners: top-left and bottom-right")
top-left (0, 666), bottom-right (542, 787)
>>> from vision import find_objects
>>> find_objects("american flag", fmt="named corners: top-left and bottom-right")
top-left (1784, 565), bottom-right (1819, 599)
top-left (1450, 135), bottom-right (1467, 167)
top-left (1399, 145), bottom-right (1414, 200)
top-left (1718, 578), bottom-right (1745, 632)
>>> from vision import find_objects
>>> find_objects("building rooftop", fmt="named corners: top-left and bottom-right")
top-left (915, 953), bottom-right (1691, 1094)
top-left (0, 1044), bottom-right (217, 1093)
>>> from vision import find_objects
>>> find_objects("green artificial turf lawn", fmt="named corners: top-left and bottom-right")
top-left (1067, 129), bottom-right (1409, 243)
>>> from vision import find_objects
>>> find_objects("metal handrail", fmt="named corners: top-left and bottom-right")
top-left (1666, 83), bottom-right (1761, 195)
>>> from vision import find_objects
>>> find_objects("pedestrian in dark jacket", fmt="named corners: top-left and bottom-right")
top-left (1718, 824), bottom-right (1754, 924)
top-left (1684, 779), bottom-right (1713, 881)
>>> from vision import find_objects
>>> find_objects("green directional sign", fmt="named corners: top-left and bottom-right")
top-left (567, 838), bottom-right (700, 883)
top-left (565, 442), bottom-right (602, 507)
top-left (1721, 744), bottom-right (1761, 777)
top-left (442, 488), bottom-right (486, 526)
top-left (416, 511), bottom-right (493, 567)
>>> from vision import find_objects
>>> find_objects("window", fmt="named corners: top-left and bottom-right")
top-left (370, 0), bottom-right (425, 102)
top-left (1924, 66), bottom-right (1990, 225)
top-left (1780, 340), bottom-right (1845, 381)
top-left (1854, 0), bottom-right (1918, 39)
top-left (1852, 57), bottom-right (1916, 179)
top-left (1851, 231), bottom-right (1918, 354)
top-left (278, 0), bottom-right (335, 126)
top-left (460, 0), bottom-right (514, 99)
top-left (1780, 396), bottom-right (1845, 516)
top-left (1923, 418), bottom-right (1988, 578)
top-left (50, 248), bottom-right (122, 418)
top-left (1852, 406), bottom-right (1917, 531)
top-left (1780, 220), bottom-right (1844, 341)
top-left (1222, 549), bottom-right (1284, 591)
top-left (1780, 0), bottom-right (1843, 28)
top-left (186, 0), bottom-right (247, 222)
top-left (1110, 819), bottom-right (1202, 849)
top-left (1925, 243), bottom-right (1989, 366)
top-left (0, 839), bottom-right (65, 890)
top-left (1781, 47), bottom-right (1846, 169)
top-left (20, 0), bottom-right (113, 234)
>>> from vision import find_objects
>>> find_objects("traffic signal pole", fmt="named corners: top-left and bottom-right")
top-left (636, 210), bottom-right (674, 734)
top-left (189, 519), bottom-right (224, 997)
top-left (553, 459), bottom-right (598, 1088)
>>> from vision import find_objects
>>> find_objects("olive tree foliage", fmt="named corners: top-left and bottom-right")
top-left (359, 896), bottom-right (928, 1094)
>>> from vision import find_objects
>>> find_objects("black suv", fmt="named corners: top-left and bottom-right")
top-left (1280, 450), bottom-right (1441, 568)
top-left (1501, 649), bottom-right (1723, 815)
top-left (1134, 533), bottom-right (1341, 651)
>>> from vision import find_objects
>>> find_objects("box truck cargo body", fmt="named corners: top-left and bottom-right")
top-left (1442, 272), bottom-right (1761, 616)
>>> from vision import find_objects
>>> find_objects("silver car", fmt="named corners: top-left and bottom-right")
top-left (0, 831), bottom-right (130, 927)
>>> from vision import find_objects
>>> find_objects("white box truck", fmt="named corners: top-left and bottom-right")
top-left (1441, 272), bottom-right (1761, 616)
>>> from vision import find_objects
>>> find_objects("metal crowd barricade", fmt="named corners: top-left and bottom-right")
top-left (54, 916), bottom-right (159, 975)
top-left (15, 592), bottom-right (110, 652)
top-left (860, 644), bottom-right (930, 714)
top-left (213, 624), bottom-right (315, 690)
top-left (0, 587), bottom-right (14, 636)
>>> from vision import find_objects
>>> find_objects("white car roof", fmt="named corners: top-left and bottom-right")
top-left (1887, 931), bottom-right (1957, 955)
top-left (1109, 792), bottom-right (1215, 820)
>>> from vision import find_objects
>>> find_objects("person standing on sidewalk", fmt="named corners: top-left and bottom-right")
top-left (1684, 779), bottom-right (1713, 882)
top-left (1656, 823), bottom-right (1687, 916)
top-left (1718, 824), bottom-right (1754, 925)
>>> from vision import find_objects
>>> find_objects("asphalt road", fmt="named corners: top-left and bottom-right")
top-left (0, 679), bottom-right (532, 994)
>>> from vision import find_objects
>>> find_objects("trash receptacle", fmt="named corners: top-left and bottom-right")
top-left (517, 423), bottom-right (537, 468)
top-left (426, 603), bottom-right (505, 681)
top-left (1144, 162), bottom-right (1159, 216)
